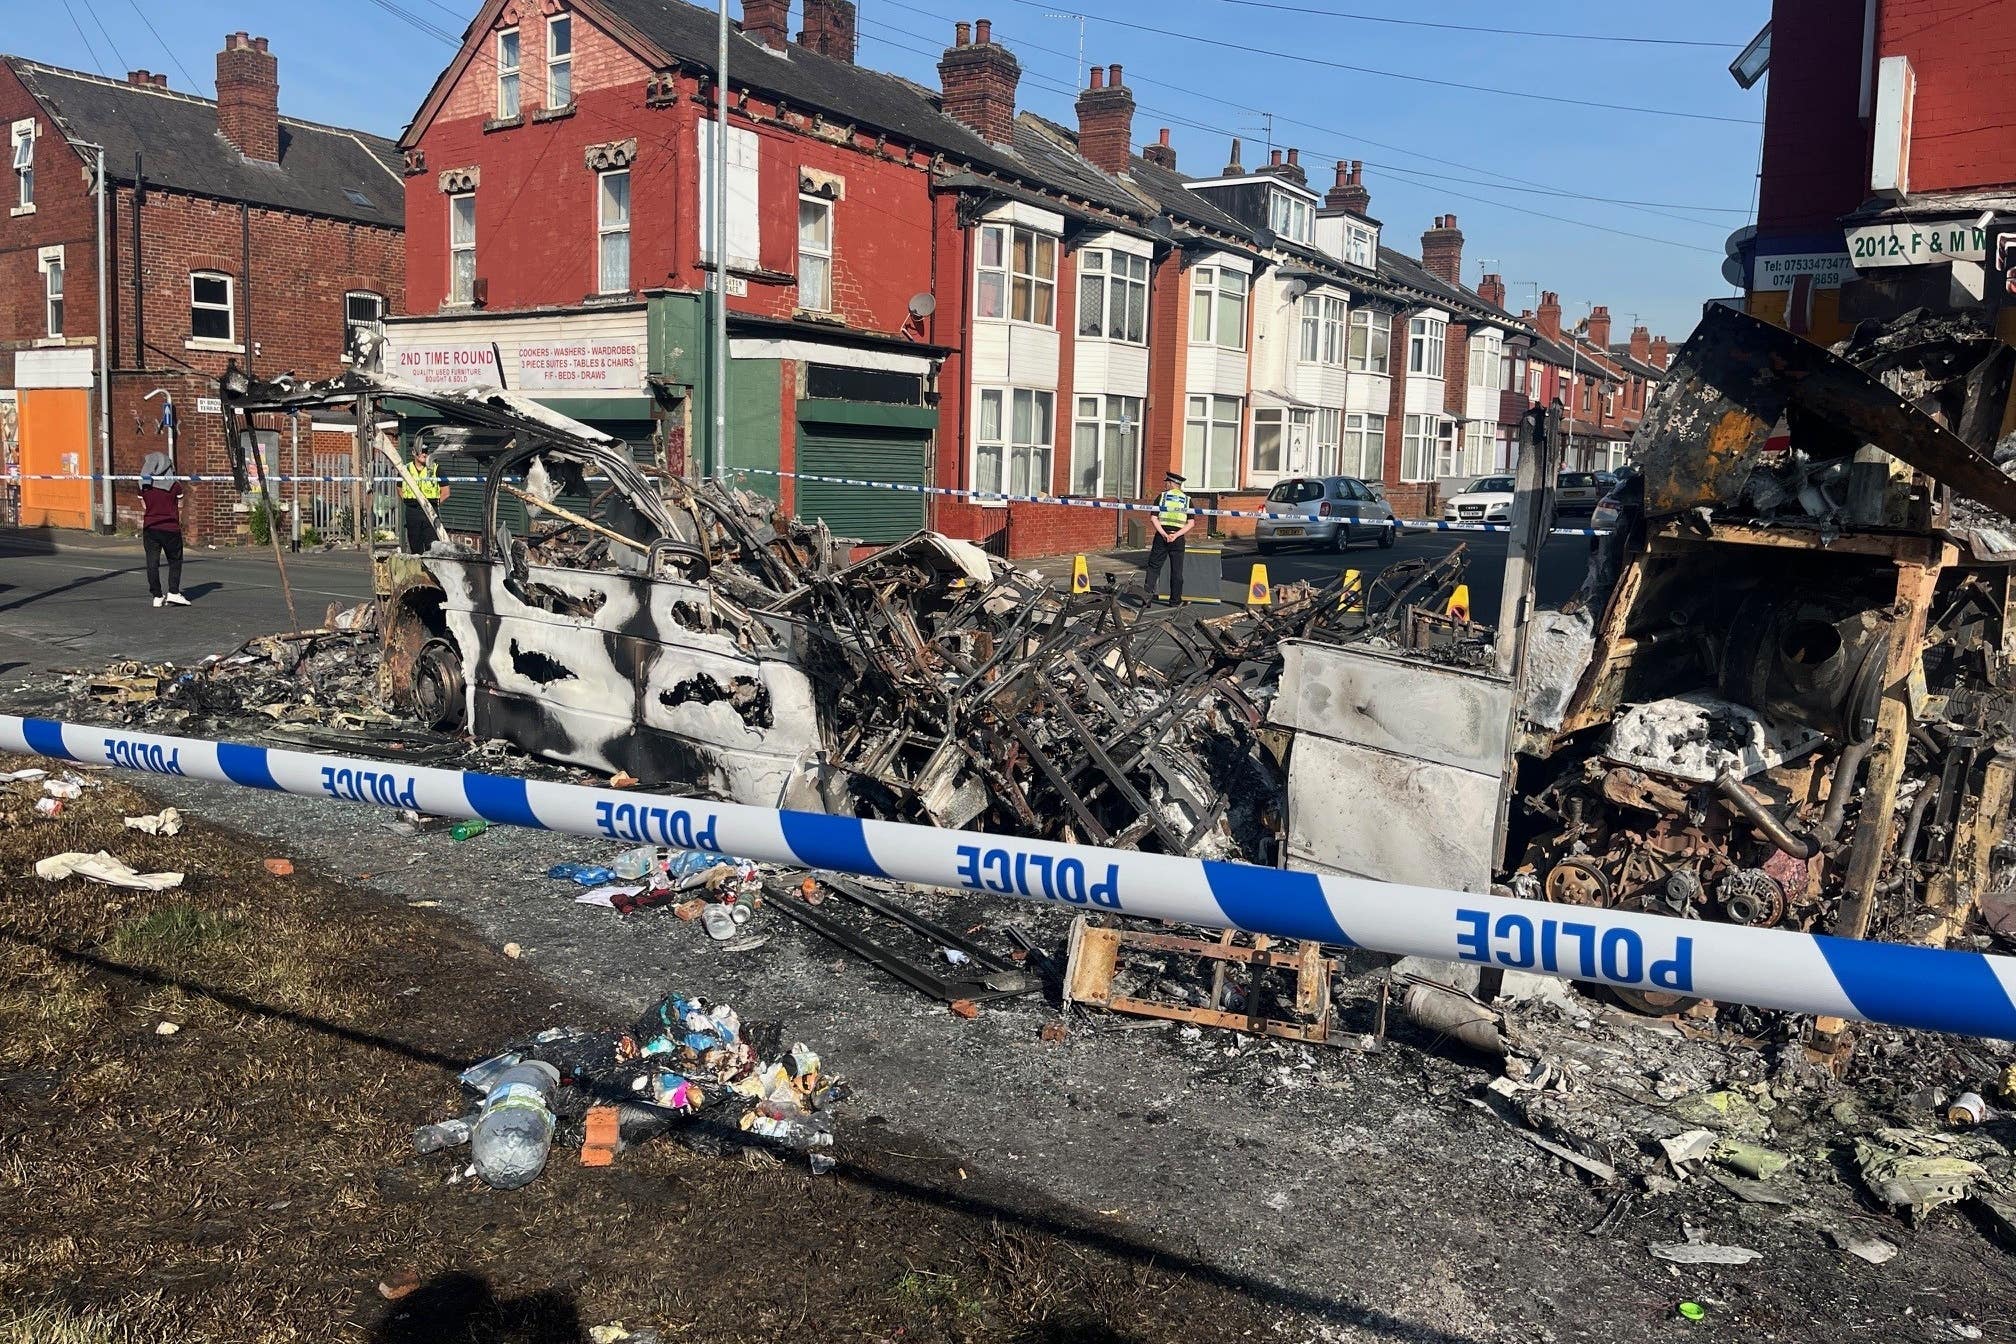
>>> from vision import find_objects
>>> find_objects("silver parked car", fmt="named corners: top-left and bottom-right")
top-left (1255, 476), bottom-right (1396, 554)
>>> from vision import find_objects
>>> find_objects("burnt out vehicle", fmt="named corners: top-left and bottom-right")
top-left (218, 370), bottom-right (1280, 857)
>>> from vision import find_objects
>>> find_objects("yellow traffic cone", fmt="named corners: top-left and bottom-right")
top-left (1247, 561), bottom-right (1272, 606)
top-left (1070, 554), bottom-right (1090, 594)
top-left (1445, 583), bottom-right (1471, 622)
top-left (1338, 568), bottom-right (1363, 610)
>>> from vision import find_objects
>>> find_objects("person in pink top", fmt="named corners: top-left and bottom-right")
top-left (138, 451), bottom-right (190, 608)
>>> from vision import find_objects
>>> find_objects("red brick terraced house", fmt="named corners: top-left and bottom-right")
top-left (0, 36), bottom-right (405, 541)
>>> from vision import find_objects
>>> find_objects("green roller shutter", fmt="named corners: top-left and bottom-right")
top-left (796, 424), bottom-right (929, 543)
top-left (432, 420), bottom-right (657, 539)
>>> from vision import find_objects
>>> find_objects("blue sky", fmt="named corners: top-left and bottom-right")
top-left (14, 0), bottom-right (1766, 338)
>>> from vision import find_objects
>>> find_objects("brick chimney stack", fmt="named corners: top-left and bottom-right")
top-left (1420, 214), bottom-right (1463, 285)
top-left (1258, 146), bottom-right (1308, 187)
top-left (1536, 290), bottom-right (1563, 342)
top-left (1478, 273), bottom-right (1506, 310)
top-left (1628, 324), bottom-right (1651, 363)
top-left (742, 0), bottom-right (789, 49)
top-left (1586, 304), bottom-right (1612, 349)
top-left (1142, 126), bottom-right (1175, 170)
top-left (1325, 159), bottom-right (1370, 216)
top-left (798, 0), bottom-right (857, 61)
top-left (216, 33), bottom-right (279, 164)
top-left (1650, 335), bottom-right (1670, 369)
top-left (1075, 63), bottom-right (1133, 175)
top-left (1223, 137), bottom-right (1244, 175)
top-left (938, 18), bottom-right (1020, 145)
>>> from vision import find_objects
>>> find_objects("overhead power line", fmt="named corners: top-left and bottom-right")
top-left (870, 0), bottom-right (1748, 221)
top-left (1000, 0), bottom-right (1759, 124)
top-left (59, 0), bottom-right (106, 76)
top-left (124, 0), bottom-right (207, 93)
top-left (79, 0), bottom-right (130, 74)
top-left (1211, 0), bottom-right (1745, 49)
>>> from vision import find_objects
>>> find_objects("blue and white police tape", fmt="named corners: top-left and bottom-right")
top-left (727, 466), bottom-right (1612, 538)
top-left (4, 712), bottom-right (2011, 1040)
top-left (0, 468), bottom-right (1612, 537)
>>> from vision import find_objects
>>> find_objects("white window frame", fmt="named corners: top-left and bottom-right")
top-left (1077, 248), bottom-right (1147, 344)
top-left (40, 247), bottom-right (62, 338)
top-left (1468, 331), bottom-right (1502, 389)
top-left (1298, 295), bottom-right (1346, 365)
top-left (449, 192), bottom-right (477, 305)
top-left (1347, 308), bottom-right (1389, 374)
top-left (1461, 421), bottom-right (1492, 475)
top-left (797, 192), bottom-right (833, 312)
top-left (1269, 190), bottom-right (1312, 245)
top-left (546, 14), bottom-right (573, 109)
top-left (189, 270), bottom-right (234, 346)
top-left (973, 387), bottom-right (1054, 498)
top-left (975, 223), bottom-right (1056, 327)
top-left (1434, 421), bottom-right (1462, 478)
top-left (1343, 411), bottom-right (1385, 480)
top-left (1408, 315), bottom-right (1446, 377)
top-left (1400, 412), bottom-right (1437, 483)
top-left (344, 290), bottom-right (384, 350)
top-left (1313, 407), bottom-right (1342, 476)
top-left (1345, 224), bottom-right (1372, 268)
top-left (1189, 265), bottom-right (1247, 350)
top-left (497, 28), bottom-right (521, 119)
top-left (1183, 394), bottom-right (1241, 489)
top-left (11, 120), bottom-right (33, 213)
top-left (1251, 406), bottom-right (1284, 476)
top-left (1070, 393), bottom-right (1142, 498)
top-left (597, 169), bottom-right (632, 295)
top-left (697, 119), bottom-right (761, 271)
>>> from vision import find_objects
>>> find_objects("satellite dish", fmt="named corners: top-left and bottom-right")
top-left (907, 292), bottom-right (937, 318)
top-left (1281, 278), bottom-right (1308, 305)
top-left (1722, 254), bottom-right (1748, 288)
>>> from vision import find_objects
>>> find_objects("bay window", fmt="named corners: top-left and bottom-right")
top-left (1190, 265), bottom-right (1247, 349)
top-left (975, 388), bottom-right (1054, 497)
top-left (1401, 413), bottom-right (1437, 482)
top-left (1313, 407), bottom-right (1342, 476)
top-left (976, 223), bottom-right (1056, 325)
top-left (1070, 394), bottom-right (1142, 498)
top-left (1183, 395), bottom-right (1241, 489)
top-left (1462, 422), bottom-right (1492, 475)
top-left (1468, 332), bottom-right (1502, 390)
top-left (1252, 407), bottom-right (1283, 475)
top-left (1347, 308), bottom-right (1389, 374)
top-left (1408, 315), bottom-right (1446, 377)
top-left (1077, 248), bottom-right (1148, 343)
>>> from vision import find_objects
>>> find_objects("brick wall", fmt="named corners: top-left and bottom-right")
top-left (1878, 0), bottom-right (2016, 192)
top-left (0, 64), bottom-right (100, 391)
top-left (1757, 0), bottom-right (1870, 233)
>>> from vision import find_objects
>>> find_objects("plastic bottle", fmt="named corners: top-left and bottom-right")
top-left (450, 819), bottom-right (489, 841)
top-left (412, 1111), bottom-right (480, 1154)
top-left (611, 846), bottom-right (660, 881)
top-left (470, 1060), bottom-right (561, 1189)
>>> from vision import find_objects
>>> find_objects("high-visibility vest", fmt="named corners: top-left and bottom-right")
top-left (1156, 487), bottom-right (1190, 528)
top-left (398, 459), bottom-right (442, 502)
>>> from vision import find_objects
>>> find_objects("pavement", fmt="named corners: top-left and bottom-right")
top-left (0, 527), bottom-right (376, 677)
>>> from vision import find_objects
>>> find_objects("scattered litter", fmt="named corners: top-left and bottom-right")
top-left (123, 808), bottom-right (184, 836)
top-left (412, 1114), bottom-right (477, 1155)
top-left (608, 771), bottom-right (641, 790)
top-left (470, 1059), bottom-right (561, 1190)
top-left (1040, 1021), bottom-right (1068, 1043)
top-left (1854, 1133), bottom-right (1989, 1222)
top-left (377, 1269), bottom-right (422, 1302)
top-left (33, 797), bottom-right (63, 817)
top-left (1660, 1129), bottom-right (1718, 1168)
top-left (580, 1105), bottom-right (621, 1167)
top-left (942, 947), bottom-right (972, 966)
top-left (503, 942), bottom-right (522, 960)
top-left (1712, 1140), bottom-right (1790, 1181)
top-left (0, 767), bottom-right (48, 782)
top-left (34, 850), bottom-right (184, 891)
top-left (949, 999), bottom-right (979, 1020)
top-left (1650, 1225), bottom-right (1763, 1265)
top-left (1677, 1301), bottom-right (1705, 1322)
top-left (42, 779), bottom-right (82, 800)
top-left (449, 819), bottom-right (488, 842)
top-left (1824, 1226), bottom-right (1899, 1265)
top-left (576, 884), bottom-right (644, 909)
top-left (1947, 1092), bottom-right (1988, 1127)
top-left (263, 857), bottom-right (295, 877)
top-left (154, 1021), bottom-right (181, 1036)
top-left (548, 862), bottom-right (617, 886)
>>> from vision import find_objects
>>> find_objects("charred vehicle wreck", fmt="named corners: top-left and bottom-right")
top-left (216, 370), bottom-right (1316, 858)
top-left (1512, 303), bottom-right (2016, 985)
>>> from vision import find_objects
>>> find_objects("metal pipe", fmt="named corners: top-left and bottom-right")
top-left (1879, 778), bottom-right (1941, 895)
top-left (84, 142), bottom-right (110, 530)
top-left (1716, 737), bottom-right (1873, 860)
top-left (712, 0), bottom-right (729, 480)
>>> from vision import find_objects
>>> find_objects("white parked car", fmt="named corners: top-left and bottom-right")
top-left (1442, 475), bottom-right (1516, 524)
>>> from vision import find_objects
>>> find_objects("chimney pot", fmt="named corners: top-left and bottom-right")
top-left (975, 18), bottom-right (992, 44)
top-left (1269, 148), bottom-right (1282, 166)
top-left (1144, 125), bottom-right (1175, 169)
top-left (1286, 147), bottom-right (1298, 166)
top-left (1108, 63), bottom-right (1121, 85)
top-left (1223, 136), bottom-right (1243, 174)
top-left (955, 20), bottom-right (970, 45)
top-left (127, 69), bottom-right (149, 85)
top-left (941, 17), bottom-right (1020, 144)
top-left (1159, 127), bottom-right (1170, 145)
top-left (1088, 65), bottom-right (1103, 89)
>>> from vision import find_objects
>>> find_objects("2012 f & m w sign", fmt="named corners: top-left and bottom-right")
top-left (1846, 218), bottom-right (1989, 268)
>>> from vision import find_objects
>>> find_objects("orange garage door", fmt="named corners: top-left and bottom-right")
top-left (18, 387), bottom-right (91, 529)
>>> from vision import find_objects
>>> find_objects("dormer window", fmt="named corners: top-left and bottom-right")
top-left (1345, 223), bottom-right (1374, 268)
top-left (1268, 190), bottom-right (1312, 245)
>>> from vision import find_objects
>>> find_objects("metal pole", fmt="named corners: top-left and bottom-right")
top-left (92, 143), bottom-right (110, 531)
top-left (712, 0), bottom-right (729, 480)
top-left (289, 410), bottom-right (300, 549)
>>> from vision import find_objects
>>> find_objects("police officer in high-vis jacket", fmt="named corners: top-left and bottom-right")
top-left (1142, 469), bottom-right (1194, 606)
top-left (396, 445), bottom-right (450, 554)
